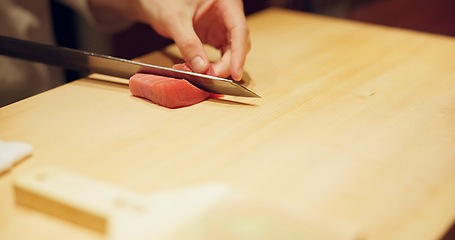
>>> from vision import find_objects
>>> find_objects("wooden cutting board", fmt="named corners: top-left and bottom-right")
top-left (1, 8), bottom-right (455, 240)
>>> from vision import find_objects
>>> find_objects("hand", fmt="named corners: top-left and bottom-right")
top-left (134, 0), bottom-right (250, 80)
top-left (89, 0), bottom-right (250, 80)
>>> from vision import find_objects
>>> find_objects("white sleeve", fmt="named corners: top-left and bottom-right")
top-left (55, 0), bottom-right (133, 33)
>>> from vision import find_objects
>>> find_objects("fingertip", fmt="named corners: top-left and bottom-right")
top-left (190, 56), bottom-right (209, 73)
top-left (232, 68), bottom-right (243, 81)
top-left (212, 64), bottom-right (229, 78)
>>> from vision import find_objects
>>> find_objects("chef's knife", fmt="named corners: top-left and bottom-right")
top-left (0, 35), bottom-right (259, 98)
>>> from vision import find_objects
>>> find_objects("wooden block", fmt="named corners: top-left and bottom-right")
top-left (14, 166), bottom-right (132, 232)
top-left (14, 166), bottom-right (360, 240)
top-left (13, 166), bottom-right (233, 238)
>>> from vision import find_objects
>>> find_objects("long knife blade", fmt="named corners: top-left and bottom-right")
top-left (0, 35), bottom-right (259, 98)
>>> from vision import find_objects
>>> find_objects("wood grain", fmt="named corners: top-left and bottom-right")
top-left (1, 8), bottom-right (455, 240)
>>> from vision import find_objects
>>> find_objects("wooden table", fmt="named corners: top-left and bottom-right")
top-left (1, 8), bottom-right (455, 240)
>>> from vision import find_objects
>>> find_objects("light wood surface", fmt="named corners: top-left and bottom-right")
top-left (1, 8), bottom-right (455, 239)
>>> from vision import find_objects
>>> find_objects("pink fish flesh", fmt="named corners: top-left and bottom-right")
top-left (129, 64), bottom-right (220, 109)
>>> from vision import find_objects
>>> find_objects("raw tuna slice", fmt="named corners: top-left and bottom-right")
top-left (129, 63), bottom-right (218, 109)
top-left (129, 73), bottom-right (211, 109)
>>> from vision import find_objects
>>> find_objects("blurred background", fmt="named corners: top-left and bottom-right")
top-left (50, 0), bottom-right (455, 92)
top-left (51, 0), bottom-right (454, 81)
top-left (52, 0), bottom-right (455, 59)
